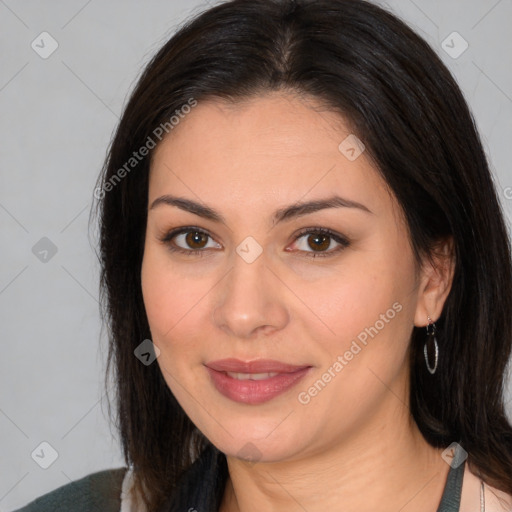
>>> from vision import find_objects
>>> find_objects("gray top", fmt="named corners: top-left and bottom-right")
top-left (436, 442), bottom-right (466, 512)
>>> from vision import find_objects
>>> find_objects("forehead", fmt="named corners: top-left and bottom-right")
top-left (152, 92), bottom-right (351, 163)
top-left (148, 92), bottom-right (392, 218)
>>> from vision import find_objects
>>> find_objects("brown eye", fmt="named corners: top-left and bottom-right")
top-left (291, 228), bottom-right (350, 258)
top-left (161, 227), bottom-right (221, 256)
top-left (306, 233), bottom-right (331, 252)
top-left (184, 231), bottom-right (209, 249)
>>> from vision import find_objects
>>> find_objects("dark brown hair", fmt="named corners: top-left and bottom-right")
top-left (91, 0), bottom-right (512, 509)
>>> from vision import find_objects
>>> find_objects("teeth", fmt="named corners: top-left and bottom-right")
top-left (226, 372), bottom-right (280, 380)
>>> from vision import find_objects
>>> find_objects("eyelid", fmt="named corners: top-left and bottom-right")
top-left (160, 226), bottom-right (217, 245)
top-left (159, 225), bottom-right (350, 258)
top-left (159, 226), bottom-right (220, 257)
top-left (289, 227), bottom-right (350, 258)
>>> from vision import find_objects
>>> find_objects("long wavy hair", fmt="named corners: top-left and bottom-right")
top-left (91, 0), bottom-right (512, 509)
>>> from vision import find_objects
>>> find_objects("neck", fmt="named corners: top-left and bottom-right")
top-left (219, 407), bottom-right (450, 512)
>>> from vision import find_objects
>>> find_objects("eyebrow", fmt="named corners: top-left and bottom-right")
top-left (149, 194), bottom-right (373, 225)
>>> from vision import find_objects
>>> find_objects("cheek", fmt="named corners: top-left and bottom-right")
top-left (307, 245), bottom-right (416, 370)
top-left (301, 263), bottom-right (395, 333)
top-left (295, 271), bottom-right (414, 429)
top-left (141, 248), bottom-right (172, 336)
top-left (140, 245), bottom-right (211, 362)
top-left (141, 245), bottom-right (181, 342)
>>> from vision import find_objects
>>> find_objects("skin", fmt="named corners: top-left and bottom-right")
top-left (141, 91), bottom-right (455, 512)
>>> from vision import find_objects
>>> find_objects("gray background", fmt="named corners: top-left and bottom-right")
top-left (1, 0), bottom-right (511, 510)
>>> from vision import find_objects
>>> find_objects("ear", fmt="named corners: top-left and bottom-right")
top-left (414, 237), bottom-right (455, 327)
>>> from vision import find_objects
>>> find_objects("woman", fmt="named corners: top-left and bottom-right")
top-left (14, 0), bottom-right (512, 511)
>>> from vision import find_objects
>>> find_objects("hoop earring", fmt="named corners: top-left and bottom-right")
top-left (424, 316), bottom-right (439, 375)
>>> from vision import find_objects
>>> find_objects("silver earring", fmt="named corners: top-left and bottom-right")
top-left (424, 316), bottom-right (438, 374)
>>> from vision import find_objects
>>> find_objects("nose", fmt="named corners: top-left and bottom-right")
top-left (211, 248), bottom-right (289, 339)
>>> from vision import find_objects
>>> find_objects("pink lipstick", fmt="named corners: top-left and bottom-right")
top-left (205, 358), bottom-right (312, 405)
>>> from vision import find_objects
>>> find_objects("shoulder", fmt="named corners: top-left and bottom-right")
top-left (460, 463), bottom-right (512, 512)
top-left (484, 483), bottom-right (512, 512)
top-left (12, 467), bottom-right (128, 512)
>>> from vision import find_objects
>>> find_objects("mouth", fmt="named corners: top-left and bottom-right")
top-left (204, 359), bottom-right (312, 405)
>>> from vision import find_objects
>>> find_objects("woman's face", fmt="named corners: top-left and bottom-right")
top-left (141, 91), bottom-right (433, 463)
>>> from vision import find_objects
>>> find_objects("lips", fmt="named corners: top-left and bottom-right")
top-left (205, 358), bottom-right (310, 374)
top-left (204, 358), bottom-right (312, 405)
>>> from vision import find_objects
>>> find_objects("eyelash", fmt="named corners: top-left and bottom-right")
top-left (159, 226), bottom-right (350, 259)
